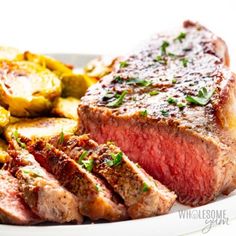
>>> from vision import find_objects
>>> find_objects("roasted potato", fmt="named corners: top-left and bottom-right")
top-left (52, 97), bottom-right (80, 120)
top-left (4, 117), bottom-right (77, 141)
top-left (84, 56), bottom-right (118, 80)
top-left (22, 51), bottom-right (72, 77)
top-left (0, 60), bottom-right (61, 117)
top-left (0, 138), bottom-right (10, 163)
top-left (0, 106), bottom-right (10, 128)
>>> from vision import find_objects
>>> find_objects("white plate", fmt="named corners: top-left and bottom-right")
top-left (1, 54), bottom-right (236, 236)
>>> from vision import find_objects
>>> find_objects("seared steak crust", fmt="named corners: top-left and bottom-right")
top-left (51, 134), bottom-right (176, 219)
top-left (0, 170), bottom-right (40, 225)
top-left (79, 21), bottom-right (236, 206)
top-left (28, 140), bottom-right (127, 221)
top-left (8, 142), bottom-right (82, 224)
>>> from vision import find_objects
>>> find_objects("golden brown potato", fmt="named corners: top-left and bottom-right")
top-left (0, 60), bottom-right (61, 117)
top-left (0, 106), bottom-right (10, 128)
top-left (0, 138), bottom-right (10, 163)
top-left (52, 97), bottom-right (80, 120)
top-left (84, 56), bottom-right (118, 80)
top-left (4, 117), bottom-right (77, 141)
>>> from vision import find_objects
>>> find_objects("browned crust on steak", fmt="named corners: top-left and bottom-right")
top-left (28, 140), bottom-right (127, 221)
top-left (0, 170), bottom-right (40, 225)
top-left (78, 21), bottom-right (236, 206)
top-left (8, 141), bottom-right (83, 224)
top-left (50, 134), bottom-right (176, 219)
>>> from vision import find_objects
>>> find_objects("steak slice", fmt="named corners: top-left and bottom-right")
top-left (78, 21), bottom-right (236, 206)
top-left (0, 170), bottom-right (40, 225)
top-left (50, 134), bottom-right (176, 219)
top-left (28, 140), bottom-right (127, 221)
top-left (8, 141), bottom-right (83, 224)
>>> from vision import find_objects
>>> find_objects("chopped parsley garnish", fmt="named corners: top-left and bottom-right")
top-left (149, 90), bottom-right (159, 96)
top-left (119, 61), bottom-right (128, 68)
top-left (22, 168), bottom-right (43, 178)
top-left (160, 41), bottom-right (170, 55)
top-left (139, 110), bottom-right (148, 117)
top-left (167, 97), bottom-right (177, 104)
top-left (180, 58), bottom-right (188, 67)
top-left (142, 182), bottom-right (149, 192)
top-left (186, 87), bottom-right (214, 106)
top-left (95, 184), bottom-right (100, 192)
top-left (102, 91), bottom-right (116, 101)
top-left (177, 103), bottom-right (186, 109)
top-left (127, 78), bottom-right (152, 87)
top-left (172, 79), bottom-right (177, 84)
top-left (58, 130), bottom-right (64, 145)
top-left (154, 55), bottom-right (167, 65)
top-left (81, 159), bottom-right (94, 172)
top-left (161, 110), bottom-right (169, 117)
top-left (78, 150), bottom-right (89, 164)
top-left (12, 130), bottom-right (26, 149)
top-left (107, 90), bottom-right (127, 108)
top-left (106, 152), bottom-right (123, 167)
top-left (114, 76), bottom-right (123, 83)
top-left (175, 32), bottom-right (186, 43)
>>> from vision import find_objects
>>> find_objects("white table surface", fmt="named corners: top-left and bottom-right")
top-left (0, 0), bottom-right (236, 235)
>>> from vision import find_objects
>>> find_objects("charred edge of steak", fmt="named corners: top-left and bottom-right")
top-left (51, 134), bottom-right (176, 219)
top-left (8, 141), bottom-right (83, 224)
top-left (0, 170), bottom-right (40, 225)
top-left (28, 140), bottom-right (128, 221)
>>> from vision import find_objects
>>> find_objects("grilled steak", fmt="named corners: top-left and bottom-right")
top-left (50, 134), bottom-right (176, 219)
top-left (28, 140), bottom-right (127, 221)
top-left (79, 21), bottom-right (236, 206)
top-left (0, 170), bottom-right (40, 225)
top-left (8, 141), bottom-right (82, 224)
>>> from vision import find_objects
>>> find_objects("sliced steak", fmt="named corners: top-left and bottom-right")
top-left (8, 141), bottom-right (83, 224)
top-left (78, 21), bottom-right (236, 206)
top-left (28, 140), bottom-right (127, 221)
top-left (50, 134), bottom-right (176, 219)
top-left (0, 170), bottom-right (40, 225)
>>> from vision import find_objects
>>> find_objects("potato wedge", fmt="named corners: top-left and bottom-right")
top-left (52, 97), bottom-right (80, 120)
top-left (0, 60), bottom-right (61, 117)
top-left (84, 56), bottom-right (118, 80)
top-left (0, 106), bottom-right (10, 128)
top-left (22, 51), bottom-right (72, 77)
top-left (4, 117), bottom-right (77, 141)
top-left (0, 138), bottom-right (10, 163)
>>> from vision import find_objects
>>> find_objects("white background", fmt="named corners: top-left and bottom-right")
top-left (0, 0), bottom-right (236, 235)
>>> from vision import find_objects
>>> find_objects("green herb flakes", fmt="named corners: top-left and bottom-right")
top-left (161, 41), bottom-right (170, 55)
top-left (142, 182), bottom-right (149, 192)
top-left (139, 110), bottom-right (148, 117)
top-left (167, 97), bottom-right (177, 104)
top-left (175, 32), bottom-right (186, 43)
top-left (106, 152), bottom-right (123, 167)
top-left (107, 91), bottom-right (127, 108)
top-left (180, 58), bottom-right (188, 67)
top-left (119, 61), bottom-right (128, 68)
top-left (12, 130), bottom-right (26, 149)
top-left (161, 110), bottom-right (169, 117)
top-left (186, 87), bottom-right (214, 106)
top-left (149, 91), bottom-right (159, 96)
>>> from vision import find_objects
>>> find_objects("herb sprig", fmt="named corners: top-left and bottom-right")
top-left (127, 78), bottom-right (152, 87)
top-left (174, 32), bottom-right (186, 43)
top-left (186, 87), bottom-right (214, 106)
top-left (106, 152), bottom-right (123, 167)
top-left (12, 130), bottom-right (26, 149)
top-left (107, 91), bottom-right (127, 108)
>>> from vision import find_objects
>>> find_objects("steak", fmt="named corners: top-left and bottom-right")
top-left (78, 21), bottom-right (236, 206)
top-left (28, 140), bottom-right (127, 221)
top-left (0, 170), bottom-right (40, 225)
top-left (50, 134), bottom-right (176, 219)
top-left (8, 141), bottom-right (83, 223)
